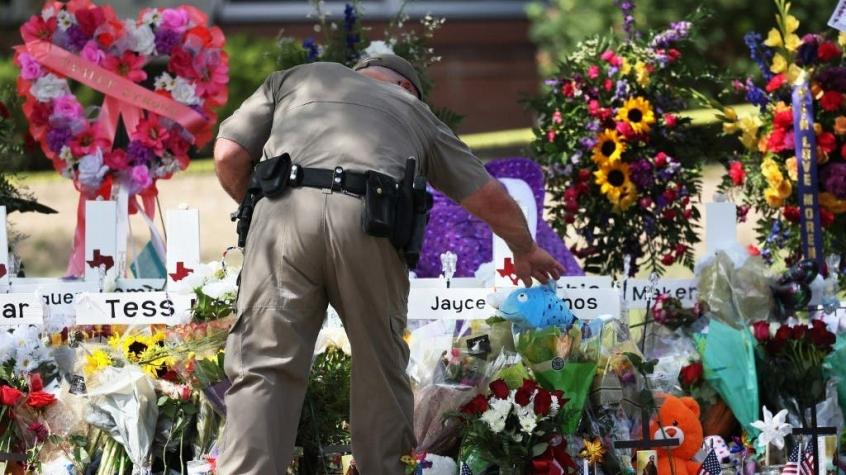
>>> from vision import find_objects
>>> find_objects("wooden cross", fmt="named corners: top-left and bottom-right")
top-left (792, 404), bottom-right (836, 475)
top-left (613, 406), bottom-right (681, 451)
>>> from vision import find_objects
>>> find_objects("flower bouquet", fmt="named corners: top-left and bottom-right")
top-left (454, 378), bottom-right (575, 475)
top-left (530, 1), bottom-right (709, 276)
top-left (719, 0), bottom-right (846, 277)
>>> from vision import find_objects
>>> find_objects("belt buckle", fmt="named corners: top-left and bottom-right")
top-left (323, 166), bottom-right (344, 194)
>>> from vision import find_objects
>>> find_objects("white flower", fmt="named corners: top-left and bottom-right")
top-left (481, 397), bottom-right (511, 433)
top-left (14, 347), bottom-right (41, 374)
top-left (550, 395), bottom-right (561, 416)
top-left (126, 21), bottom-right (156, 56)
top-left (41, 6), bottom-right (56, 21)
top-left (142, 10), bottom-right (163, 27)
top-left (314, 327), bottom-right (352, 355)
top-left (59, 146), bottom-right (74, 164)
top-left (420, 454), bottom-right (457, 475)
top-left (56, 10), bottom-right (75, 31)
top-left (363, 40), bottom-right (395, 58)
top-left (751, 406), bottom-right (792, 450)
top-left (31, 74), bottom-right (70, 102)
top-left (516, 403), bottom-right (537, 433)
top-left (0, 331), bottom-right (14, 363)
top-left (154, 72), bottom-right (177, 91)
top-left (171, 77), bottom-right (201, 106)
top-left (77, 148), bottom-right (109, 191)
top-left (201, 272), bottom-right (238, 301)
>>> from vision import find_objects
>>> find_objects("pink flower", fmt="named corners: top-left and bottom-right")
top-left (17, 53), bottom-right (43, 81)
top-left (600, 50), bottom-right (622, 67)
top-left (161, 8), bottom-right (190, 33)
top-left (133, 116), bottom-right (170, 155)
top-left (166, 130), bottom-right (191, 157)
top-left (21, 15), bottom-right (56, 43)
top-left (70, 126), bottom-right (110, 157)
top-left (103, 52), bottom-right (147, 83)
top-left (192, 49), bottom-right (229, 102)
top-left (104, 149), bottom-right (130, 171)
top-left (552, 110), bottom-right (563, 125)
top-left (129, 165), bottom-right (152, 194)
top-left (52, 95), bottom-right (84, 119)
top-left (587, 65), bottom-right (600, 79)
top-left (547, 130), bottom-right (556, 143)
top-left (80, 41), bottom-right (106, 65)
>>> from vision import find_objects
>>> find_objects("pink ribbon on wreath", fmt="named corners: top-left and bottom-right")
top-left (21, 39), bottom-right (209, 277)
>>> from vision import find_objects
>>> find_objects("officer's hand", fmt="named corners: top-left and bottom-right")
top-left (512, 244), bottom-right (565, 287)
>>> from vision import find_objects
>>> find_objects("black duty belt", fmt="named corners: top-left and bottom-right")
top-left (288, 165), bottom-right (368, 197)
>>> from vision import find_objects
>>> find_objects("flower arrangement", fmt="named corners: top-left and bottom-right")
top-left (752, 319), bottom-right (836, 418)
top-left (651, 293), bottom-right (703, 330)
top-left (170, 260), bottom-right (239, 321)
top-left (530, 3), bottom-right (709, 276)
top-left (455, 378), bottom-right (574, 474)
top-left (720, 0), bottom-right (846, 274)
top-left (13, 0), bottom-right (227, 200)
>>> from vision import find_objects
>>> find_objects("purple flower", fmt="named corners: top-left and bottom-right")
top-left (616, 0), bottom-right (637, 41)
top-left (815, 67), bottom-right (846, 93)
top-left (822, 163), bottom-right (846, 199)
top-left (302, 38), bottom-right (319, 62)
top-left (797, 34), bottom-right (820, 66)
top-left (154, 28), bottom-right (181, 56)
top-left (128, 165), bottom-right (152, 194)
top-left (46, 127), bottom-right (71, 153)
top-left (744, 32), bottom-right (774, 80)
top-left (613, 79), bottom-right (630, 101)
top-left (745, 79), bottom-right (769, 112)
top-left (580, 137), bottom-right (597, 150)
top-left (629, 159), bottom-right (654, 188)
top-left (127, 140), bottom-right (155, 165)
top-left (651, 21), bottom-right (691, 49)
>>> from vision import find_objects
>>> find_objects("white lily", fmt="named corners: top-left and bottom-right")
top-left (750, 405), bottom-right (792, 450)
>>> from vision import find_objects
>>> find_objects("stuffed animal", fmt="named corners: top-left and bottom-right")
top-left (649, 395), bottom-right (704, 475)
top-left (497, 281), bottom-right (577, 330)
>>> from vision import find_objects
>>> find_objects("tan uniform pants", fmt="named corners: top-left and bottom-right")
top-left (218, 187), bottom-right (414, 474)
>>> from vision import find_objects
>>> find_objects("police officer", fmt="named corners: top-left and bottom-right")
top-left (214, 54), bottom-right (565, 474)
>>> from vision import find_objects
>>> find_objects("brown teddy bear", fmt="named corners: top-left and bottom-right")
top-left (648, 395), bottom-right (704, 475)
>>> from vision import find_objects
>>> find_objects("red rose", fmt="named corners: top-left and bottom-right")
top-left (27, 373), bottom-right (43, 392)
top-left (729, 160), bottom-right (746, 186)
top-left (533, 389), bottom-right (552, 415)
top-left (562, 82), bottom-right (575, 97)
top-left (766, 74), bottom-right (787, 93)
top-left (661, 253), bottom-right (676, 266)
top-left (783, 206), bottom-right (801, 223)
top-left (0, 386), bottom-right (22, 406)
top-left (818, 42), bottom-right (842, 62)
top-left (820, 91), bottom-right (844, 112)
top-left (809, 319), bottom-right (836, 349)
top-left (26, 391), bottom-right (56, 409)
top-left (514, 387), bottom-right (532, 406)
top-left (752, 321), bottom-right (771, 342)
top-left (678, 361), bottom-right (704, 388)
top-left (663, 113), bottom-right (678, 128)
top-left (773, 107), bottom-right (793, 129)
top-left (791, 324), bottom-right (808, 341)
top-left (821, 208), bottom-right (835, 228)
top-left (767, 128), bottom-right (788, 153)
top-left (654, 152), bottom-right (669, 168)
top-left (460, 394), bottom-right (489, 415)
top-left (818, 132), bottom-right (837, 154)
top-left (768, 325), bottom-right (793, 354)
top-left (489, 380), bottom-right (509, 399)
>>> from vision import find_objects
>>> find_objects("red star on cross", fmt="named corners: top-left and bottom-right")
top-left (169, 261), bottom-right (193, 282)
top-left (86, 250), bottom-right (114, 271)
top-left (0, 264), bottom-right (6, 279)
top-left (496, 257), bottom-right (520, 286)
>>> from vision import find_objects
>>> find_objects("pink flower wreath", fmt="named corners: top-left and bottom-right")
top-left (13, 1), bottom-right (228, 275)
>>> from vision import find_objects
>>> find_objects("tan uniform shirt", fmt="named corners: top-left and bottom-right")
top-left (217, 62), bottom-right (492, 202)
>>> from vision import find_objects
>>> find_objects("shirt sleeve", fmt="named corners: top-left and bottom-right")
top-left (216, 72), bottom-right (280, 161)
top-left (424, 116), bottom-right (493, 203)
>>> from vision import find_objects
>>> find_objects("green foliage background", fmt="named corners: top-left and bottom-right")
top-left (527, 0), bottom-right (834, 81)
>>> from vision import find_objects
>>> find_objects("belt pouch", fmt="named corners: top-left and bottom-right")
top-left (255, 153), bottom-right (292, 198)
top-left (361, 171), bottom-right (397, 238)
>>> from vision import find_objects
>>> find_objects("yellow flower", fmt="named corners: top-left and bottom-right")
top-left (579, 437), bottom-right (606, 464)
top-left (723, 122), bottom-right (739, 135)
top-left (592, 129), bottom-right (626, 165)
top-left (616, 97), bottom-right (656, 135)
top-left (821, 192), bottom-right (846, 214)
top-left (776, 178), bottom-right (792, 199)
top-left (634, 61), bottom-right (650, 86)
top-left (839, 32), bottom-right (846, 47)
top-left (764, 187), bottom-right (784, 208)
top-left (771, 54), bottom-right (788, 74)
top-left (594, 162), bottom-right (637, 212)
top-left (784, 34), bottom-right (801, 52)
top-left (620, 58), bottom-right (632, 76)
top-left (138, 346), bottom-right (175, 379)
top-left (738, 115), bottom-right (762, 150)
top-left (723, 107), bottom-right (738, 122)
top-left (785, 15), bottom-right (800, 34)
top-left (761, 157), bottom-right (784, 186)
top-left (764, 28), bottom-right (782, 47)
top-left (84, 350), bottom-right (112, 377)
top-left (787, 64), bottom-right (804, 83)
top-left (785, 156), bottom-right (798, 182)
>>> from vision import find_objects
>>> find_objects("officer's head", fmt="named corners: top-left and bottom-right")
top-left (353, 54), bottom-right (423, 100)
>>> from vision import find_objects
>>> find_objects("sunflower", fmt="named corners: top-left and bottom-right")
top-left (138, 346), bottom-right (176, 379)
top-left (616, 97), bottom-right (656, 135)
top-left (84, 349), bottom-right (113, 377)
top-left (594, 162), bottom-right (637, 211)
top-left (592, 129), bottom-right (626, 165)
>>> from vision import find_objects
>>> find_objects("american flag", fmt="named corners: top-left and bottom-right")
top-left (781, 444), bottom-right (801, 475)
top-left (697, 448), bottom-right (722, 475)
top-left (801, 441), bottom-right (815, 475)
top-left (460, 462), bottom-right (473, 475)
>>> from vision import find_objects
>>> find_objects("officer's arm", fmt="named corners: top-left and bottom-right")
top-left (461, 180), bottom-right (565, 286)
top-left (214, 138), bottom-right (253, 203)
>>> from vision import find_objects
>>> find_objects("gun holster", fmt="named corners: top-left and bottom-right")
top-left (231, 154), bottom-right (292, 248)
top-left (376, 157), bottom-right (432, 269)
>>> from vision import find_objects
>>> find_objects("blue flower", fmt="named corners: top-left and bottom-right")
top-left (302, 38), bottom-right (319, 62)
top-left (744, 32), bottom-right (774, 80)
top-left (745, 79), bottom-right (769, 112)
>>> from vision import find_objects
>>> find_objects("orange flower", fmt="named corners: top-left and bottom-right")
top-left (835, 116), bottom-right (846, 135)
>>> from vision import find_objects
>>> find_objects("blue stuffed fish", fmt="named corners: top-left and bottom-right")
top-left (498, 281), bottom-right (577, 330)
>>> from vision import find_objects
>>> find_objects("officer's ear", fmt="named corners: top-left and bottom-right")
top-left (397, 78), bottom-right (418, 98)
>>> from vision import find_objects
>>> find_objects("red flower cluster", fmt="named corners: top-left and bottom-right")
top-left (678, 361), bottom-right (704, 390)
top-left (460, 378), bottom-right (567, 418)
top-left (0, 374), bottom-right (57, 409)
top-left (752, 319), bottom-right (836, 354)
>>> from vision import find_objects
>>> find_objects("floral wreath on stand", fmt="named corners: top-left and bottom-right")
top-left (530, 0), bottom-right (710, 277)
top-left (14, 0), bottom-right (228, 275)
